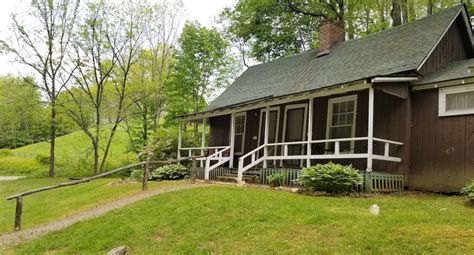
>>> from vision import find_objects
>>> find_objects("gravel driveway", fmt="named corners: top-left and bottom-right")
top-left (0, 183), bottom-right (209, 249)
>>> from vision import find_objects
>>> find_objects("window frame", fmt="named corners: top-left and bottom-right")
top-left (438, 84), bottom-right (474, 117)
top-left (233, 112), bottom-right (247, 155)
top-left (325, 94), bottom-right (358, 152)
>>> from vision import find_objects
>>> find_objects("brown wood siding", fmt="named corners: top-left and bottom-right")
top-left (418, 16), bottom-right (471, 75)
top-left (410, 88), bottom-right (474, 191)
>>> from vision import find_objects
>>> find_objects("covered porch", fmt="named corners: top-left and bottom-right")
top-left (178, 81), bottom-right (410, 190)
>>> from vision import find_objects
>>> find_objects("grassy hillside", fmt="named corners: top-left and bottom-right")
top-left (0, 127), bottom-right (136, 177)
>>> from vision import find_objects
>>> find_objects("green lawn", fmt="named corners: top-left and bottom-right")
top-left (0, 127), bottom-right (136, 177)
top-left (8, 186), bottom-right (474, 254)
top-left (0, 178), bottom-right (182, 234)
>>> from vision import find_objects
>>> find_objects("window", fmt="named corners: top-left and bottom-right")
top-left (439, 85), bottom-right (474, 116)
top-left (326, 95), bottom-right (357, 152)
top-left (234, 112), bottom-right (246, 155)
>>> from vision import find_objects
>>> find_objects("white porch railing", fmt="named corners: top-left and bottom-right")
top-left (237, 137), bottom-right (403, 182)
top-left (179, 146), bottom-right (229, 161)
top-left (179, 146), bottom-right (232, 180)
top-left (204, 146), bottom-right (232, 180)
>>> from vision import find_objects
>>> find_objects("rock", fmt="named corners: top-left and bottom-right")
top-left (107, 246), bottom-right (128, 255)
top-left (291, 188), bottom-right (299, 193)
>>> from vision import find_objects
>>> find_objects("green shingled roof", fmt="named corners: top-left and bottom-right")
top-left (415, 58), bottom-right (474, 85)
top-left (207, 5), bottom-right (465, 111)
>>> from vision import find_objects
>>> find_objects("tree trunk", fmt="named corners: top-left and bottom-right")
top-left (391, 0), bottom-right (402, 27)
top-left (408, 0), bottom-right (416, 22)
top-left (427, 0), bottom-right (433, 16)
top-left (401, 0), bottom-right (408, 24)
top-left (49, 97), bottom-right (56, 177)
top-left (143, 103), bottom-right (148, 147)
top-left (94, 107), bottom-right (101, 174)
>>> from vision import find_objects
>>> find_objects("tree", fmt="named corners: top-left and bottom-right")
top-left (165, 22), bottom-right (236, 135)
top-left (391, 0), bottom-right (402, 26)
top-left (63, 0), bottom-right (146, 174)
top-left (122, 0), bottom-right (183, 153)
top-left (0, 76), bottom-right (48, 148)
top-left (220, 0), bottom-right (320, 63)
top-left (0, 0), bottom-right (80, 177)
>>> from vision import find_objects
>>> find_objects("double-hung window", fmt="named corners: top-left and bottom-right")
top-left (439, 84), bottom-right (474, 116)
top-left (234, 112), bottom-right (246, 155)
top-left (326, 95), bottom-right (357, 153)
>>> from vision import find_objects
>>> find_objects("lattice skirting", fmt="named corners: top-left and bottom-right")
top-left (190, 167), bottom-right (404, 192)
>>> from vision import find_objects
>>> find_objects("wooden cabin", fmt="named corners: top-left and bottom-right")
top-left (178, 5), bottom-right (474, 192)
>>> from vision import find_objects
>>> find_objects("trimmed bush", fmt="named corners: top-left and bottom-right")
top-left (267, 173), bottom-right (286, 187)
top-left (296, 162), bottom-right (363, 193)
top-left (461, 180), bottom-right (474, 203)
top-left (151, 164), bottom-right (187, 180)
top-left (130, 169), bottom-right (144, 181)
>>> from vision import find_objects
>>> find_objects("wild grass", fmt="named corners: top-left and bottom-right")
top-left (0, 178), bottom-right (181, 234)
top-left (9, 186), bottom-right (474, 254)
top-left (0, 127), bottom-right (136, 177)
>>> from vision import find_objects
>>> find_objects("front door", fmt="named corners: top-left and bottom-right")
top-left (282, 104), bottom-right (307, 167)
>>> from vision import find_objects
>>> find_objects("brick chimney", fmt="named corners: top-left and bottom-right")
top-left (319, 19), bottom-right (345, 54)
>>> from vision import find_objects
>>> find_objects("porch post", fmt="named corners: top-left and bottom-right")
top-left (229, 113), bottom-right (235, 168)
top-left (177, 122), bottom-right (182, 159)
top-left (307, 97), bottom-right (314, 167)
top-left (263, 106), bottom-right (270, 168)
top-left (367, 87), bottom-right (374, 172)
top-left (200, 117), bottom-right (206, 167)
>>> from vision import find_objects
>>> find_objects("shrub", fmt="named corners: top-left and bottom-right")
top-left (130, 169), bottom-right (144, 181)
top-left (36, 154), bottom-right (50, 165)
top-left (151, 164), bottom-right (187, 180)
top-left (296, 162), bottom-right (363, 193)
top-left (267, 173), bottom-right (286, 187)
top-left (461, 180), bottom-right (474, 203)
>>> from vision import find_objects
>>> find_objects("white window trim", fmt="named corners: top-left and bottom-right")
top-left (439, 84), bottom-right (474, 117)
top-left (325, 95), bottom-right (358, 152)
top-left (233, 112), bottom-right (246, 155)
top-left (257, 107), bottom-right (281, 146)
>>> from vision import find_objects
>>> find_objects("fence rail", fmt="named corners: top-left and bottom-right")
top-left (6, 157), bottom-right (199, 231)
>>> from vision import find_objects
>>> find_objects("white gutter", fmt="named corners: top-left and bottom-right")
top-left (371, 77), bottom-right (419, 83)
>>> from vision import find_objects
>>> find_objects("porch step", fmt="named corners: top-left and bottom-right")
top-left (216, 174), bottom-right (257, 183)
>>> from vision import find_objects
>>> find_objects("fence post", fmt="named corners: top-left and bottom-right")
top-left (142, 161), bottom-right (149, 191)
top-left (191, 157), bottom-right (197, 183)
top-left (14, 196), bottom-right (23, 231)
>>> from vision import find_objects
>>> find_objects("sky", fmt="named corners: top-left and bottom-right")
top-left (0, 0), bottom-right (235, 76)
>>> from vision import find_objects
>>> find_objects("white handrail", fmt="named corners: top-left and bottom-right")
top-left (204, 146), bottom-right (232, 180)
top-left (236, 137), bottom-right (404, 183)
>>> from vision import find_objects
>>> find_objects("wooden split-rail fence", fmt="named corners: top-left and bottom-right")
top-left (6, 157), bottom-right (199, 231)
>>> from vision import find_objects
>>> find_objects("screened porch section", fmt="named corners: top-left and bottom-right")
top-left (178, 86), bottom-right (408, 185)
